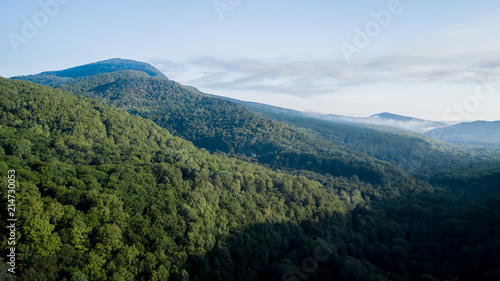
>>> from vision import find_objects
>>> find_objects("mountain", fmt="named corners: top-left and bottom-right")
top-left (371, 112), bottom-right (416, 122)
top-left (11, 58), bottom-right (167, 87)
top-left (224, 99), bottom-right (500, 192)
top-left (3, 63), bottom-right (500, 281)
top-left (426, 120), bottom-right (500, 146)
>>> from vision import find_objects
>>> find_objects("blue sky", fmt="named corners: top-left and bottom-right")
top-left (1, 0), bottom-right (500, 121)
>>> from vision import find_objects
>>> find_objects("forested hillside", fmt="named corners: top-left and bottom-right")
top-left (0, 78), bottom-right (348, 280)
top-left (4, 60), bottom-right (500, 280)
top-left (17, 59), bottom-right (498, 181)
top-left (12, 59), bottom-right (500, 203)
top-left (54, 70), bottom-right (413, 190)
top-left (56, 68), bottom-right (500, 199)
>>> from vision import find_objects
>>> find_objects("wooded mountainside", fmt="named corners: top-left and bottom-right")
top-left (2, 60), bottom-right (500, 280)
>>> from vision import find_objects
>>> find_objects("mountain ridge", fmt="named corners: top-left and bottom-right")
top-left (11, 58), bottom-right (475, 135)
top-left (11, 58), bottom-right (167, 87)
top-left (223, 98), bottom-right (450, 134)
top-left (56, 70), bottom-right (410, 187)
top-left (10, 58), bottom-right (500, 174)
top-left (426, 120), bottom-right (500, 146)
top-left (11, 58), bottom-right (498, 175)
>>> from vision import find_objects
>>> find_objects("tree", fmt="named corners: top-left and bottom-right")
top-left (97, 223), bottom-right (123, 253)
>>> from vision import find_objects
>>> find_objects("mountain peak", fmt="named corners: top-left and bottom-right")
top-left (39, 58), bottom-right (167, 79)
top-left (369, 112), bottom-right (416, 122)
top-left (364, 112), bottom-right (448, 133)
top-left (11, 58), bottom-right (168, 87)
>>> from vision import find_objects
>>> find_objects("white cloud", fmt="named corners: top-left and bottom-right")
top-left (150, 47), bottom-right (500, 99)
top-left (146, 12), bottom-right (500, 120)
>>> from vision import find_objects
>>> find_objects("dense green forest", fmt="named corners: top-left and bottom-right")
top-left (0, 78), bottom-right (348, 280)
top-left (4, 60), bottom-right (500, 280)
top-left (56, 70), bottom-right (409, 187)
top-left (54, 68), bottom-right (500, 198)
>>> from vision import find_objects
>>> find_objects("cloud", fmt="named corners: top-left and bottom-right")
top-left (358, 116), bottom-right (448, 134)
top-left (150, 53), bottom-right (499, 98)
top-left (149, 17), bottom-right (500, 98)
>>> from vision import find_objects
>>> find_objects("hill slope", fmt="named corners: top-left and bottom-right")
top-left (0, 77), bottom-right (351, 280)
top-left (56, 70), bottom-right (414, 190)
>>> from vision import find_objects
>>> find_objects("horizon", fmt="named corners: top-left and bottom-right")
top-left (2, 0), bottom-right (500, 122)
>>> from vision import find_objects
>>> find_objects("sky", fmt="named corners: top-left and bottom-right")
top-left (1, 0), bottom-right (500, 122)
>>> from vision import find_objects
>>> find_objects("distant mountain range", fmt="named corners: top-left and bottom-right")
top-left (301, 111), bottom-right (451, 134)
top-left (426, 121), bottom-right (500, 146)
top-left (224, 98), bottom-right (500, 146)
